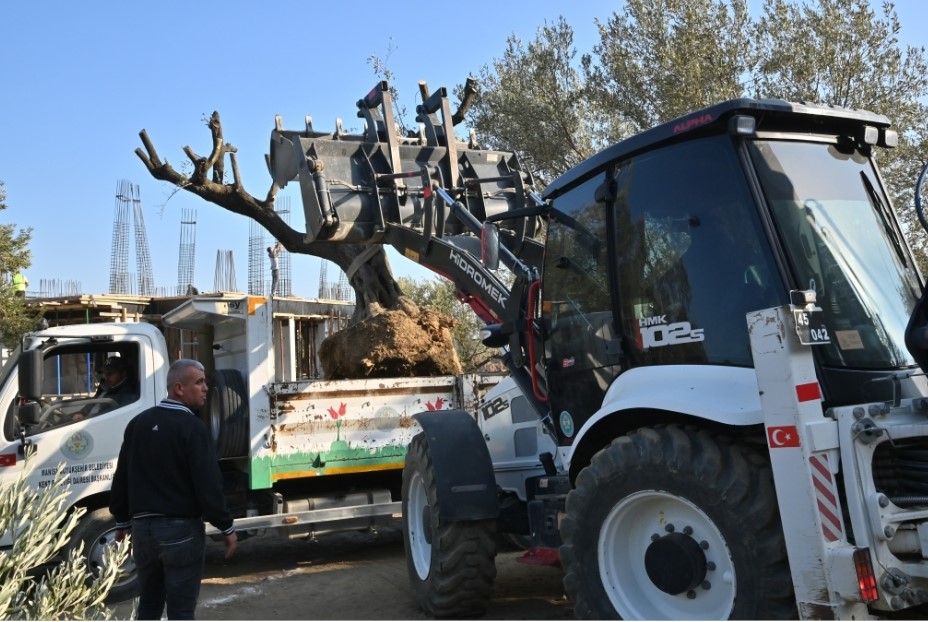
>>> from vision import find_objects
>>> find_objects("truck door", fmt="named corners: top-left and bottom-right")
top-left (0, 342), bottom-right (143, 525)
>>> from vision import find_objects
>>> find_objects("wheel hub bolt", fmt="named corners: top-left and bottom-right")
top-left (683, 525), bottom-right (693, 535)
top-left (700, 540), bottom-right (709, 550)
top-left (687, 590), bottom-right (697, 599)
top-left (707, 561), bottom-right (716, 571)
top-left (701, 580), bottom-right (711, 590)
top-left (665, 523), bottom-right (675, 533)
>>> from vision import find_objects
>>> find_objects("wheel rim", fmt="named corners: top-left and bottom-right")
top-left (598, 490), bottom-right (736, 620)
top-left (407, 470), bottom-right (432, 580)
top-left (87, 525), bottom-right (137, 589)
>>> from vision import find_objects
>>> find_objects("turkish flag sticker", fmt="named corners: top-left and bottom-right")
top-left (0, 453), bottom-right (16, 467)
top-left (767, 426), bottom-right (801, 448)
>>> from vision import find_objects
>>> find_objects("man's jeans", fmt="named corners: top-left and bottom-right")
top-left (132, 517), bottom-right (206, 620)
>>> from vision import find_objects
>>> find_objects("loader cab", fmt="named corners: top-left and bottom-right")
top-left (536, 100), bottom-right (922, 443)
top-left (541, 133), bottom-right (783, 438)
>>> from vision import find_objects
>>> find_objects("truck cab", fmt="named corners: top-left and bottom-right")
top-left (0, 322), bottom-right (168, 601)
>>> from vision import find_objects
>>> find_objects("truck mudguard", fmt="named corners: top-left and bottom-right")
top-left (412, 409), bottom-right (499, 521)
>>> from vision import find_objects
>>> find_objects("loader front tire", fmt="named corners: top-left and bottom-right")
top-left (402, 432), bottom-right (497, 617)
top-left (561, 425), bottom-right (795, 620)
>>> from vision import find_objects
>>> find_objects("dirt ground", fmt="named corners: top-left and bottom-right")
top-left (112, 522), bottom-right (572, 620)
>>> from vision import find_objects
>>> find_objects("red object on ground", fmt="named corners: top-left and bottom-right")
top-left (516, 547), bottom-right (561, 566)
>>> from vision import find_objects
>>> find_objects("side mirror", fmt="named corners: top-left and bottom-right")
top-left (18, 402), bottom-right (40, 426)
top-left (481, 223), bottom-right (500, 271)
top-left (18, 349), bottom-right (43, 401)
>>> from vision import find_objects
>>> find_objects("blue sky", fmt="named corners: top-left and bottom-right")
top-left (1, 1), bottom-right (926, 297)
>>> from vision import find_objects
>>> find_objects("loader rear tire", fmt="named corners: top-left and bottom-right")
top-left (402, 432), bottom-right (497, 617)
top-left (206, 369), bottom-right (248, 458)
top-left (561, 425), bottom-right (795, 620)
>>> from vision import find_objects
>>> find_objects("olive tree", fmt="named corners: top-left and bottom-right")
top-left (468, 18), bottom-right (610, 185)
top-left (467, 0), bottom-right (928, 244)
top-left (752, 0), bottom-right (928, 257)
top-left (135, 122), bottom-right (403, 323)
top-left (0, 464), bottom-right (130, 620)
top-left (0, 181), bottom-right (42, 344)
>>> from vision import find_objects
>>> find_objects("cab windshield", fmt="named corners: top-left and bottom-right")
top-left (748, 140), bottom-right (921, 369)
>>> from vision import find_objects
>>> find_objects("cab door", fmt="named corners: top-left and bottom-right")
top-left (0, 342), bottom-right (143, 546)
top-left (541, 171), bottom-right (622, 442)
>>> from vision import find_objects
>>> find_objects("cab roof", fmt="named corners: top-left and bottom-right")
top-left (542, 98), bottom-right (892, 200)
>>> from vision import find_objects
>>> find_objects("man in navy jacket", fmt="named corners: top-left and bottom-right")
top-left (111, 359), bottom-right (237, 620)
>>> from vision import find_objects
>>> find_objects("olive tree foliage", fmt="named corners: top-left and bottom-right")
top-left (0, 181), bottom-right (41, 344)
top-left (0, 464), bottom-right (130, 620)
top-left (587, 0), bottom-right (752, 138)
top-left (468, 18), bottom-right (611, 184)
top-left (398, 276), bottom-right (504, 373)
top-left (367, 43), bottom-right (414, 137)
top-left (466, 0), bottom-right (928, 255)
top-left (752, 0), bottom-right (928, 258)
top-left (468, 0), bottom-right (753, 186)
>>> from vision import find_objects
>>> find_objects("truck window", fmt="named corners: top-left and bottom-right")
top-left (18, 345), bottom-right (141, 435)
top-left (612, 134), bottom-right (782, 367)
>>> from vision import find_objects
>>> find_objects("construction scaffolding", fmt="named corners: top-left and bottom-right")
top-left (109, 180), bottom-right (153, 295)
top-left (176, 208), bottom-right (197, 295)
top-left (318, 261), bottom-right (353, 301)
top-left (132, 185), bottom-right (154, 295)
top-left (38, 278), bottom-right (82, 298)
top-left (278, 196), bottom-right (292, 297)
top-left (108, 183), bottom-right (130, 294)
top-left (214, 250), bottom-right (237, 292)
top-left (247, 220), bottom-right (264, 295)
top-left (247, 196), bottom-right (292, 296)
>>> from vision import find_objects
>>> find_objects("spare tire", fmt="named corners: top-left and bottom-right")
top-left (205, 369), bottom-right (248, 458)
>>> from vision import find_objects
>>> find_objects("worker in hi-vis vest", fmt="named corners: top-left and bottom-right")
top-left (13, 272), bottom-right (27, 298)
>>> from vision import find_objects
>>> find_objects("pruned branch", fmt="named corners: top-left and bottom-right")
top-left (207, 111), bottom-right (225, 184)
top-left (134, 110), bottom-right (404, 322)
top-left (452, 77), bottom-right (479, 126)
top-left (134, 113), bottom-right (281, 233)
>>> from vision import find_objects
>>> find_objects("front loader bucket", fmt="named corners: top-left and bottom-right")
top-left (267, 80), bottom-right (535, 245)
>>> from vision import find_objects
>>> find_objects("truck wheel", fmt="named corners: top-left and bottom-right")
top-left (67, 507), bottom-right (138, 603)
top-left (402, 432), bottom-right (497, 617)
top-left (206, 369), bottom-right (248, 458)
top-left (561, 425), bottom-right (794, 620)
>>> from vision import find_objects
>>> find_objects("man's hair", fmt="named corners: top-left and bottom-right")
top-left (167, 359), bottom-right (205, 390)
top-left (267, 246), bottom-right (273, 253)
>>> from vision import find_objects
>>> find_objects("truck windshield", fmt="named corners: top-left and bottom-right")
top-left (748, 140), bottom-right (921, 369)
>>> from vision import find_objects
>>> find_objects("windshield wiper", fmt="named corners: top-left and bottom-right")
top-left (860, 171), bottom-right (907, 264)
